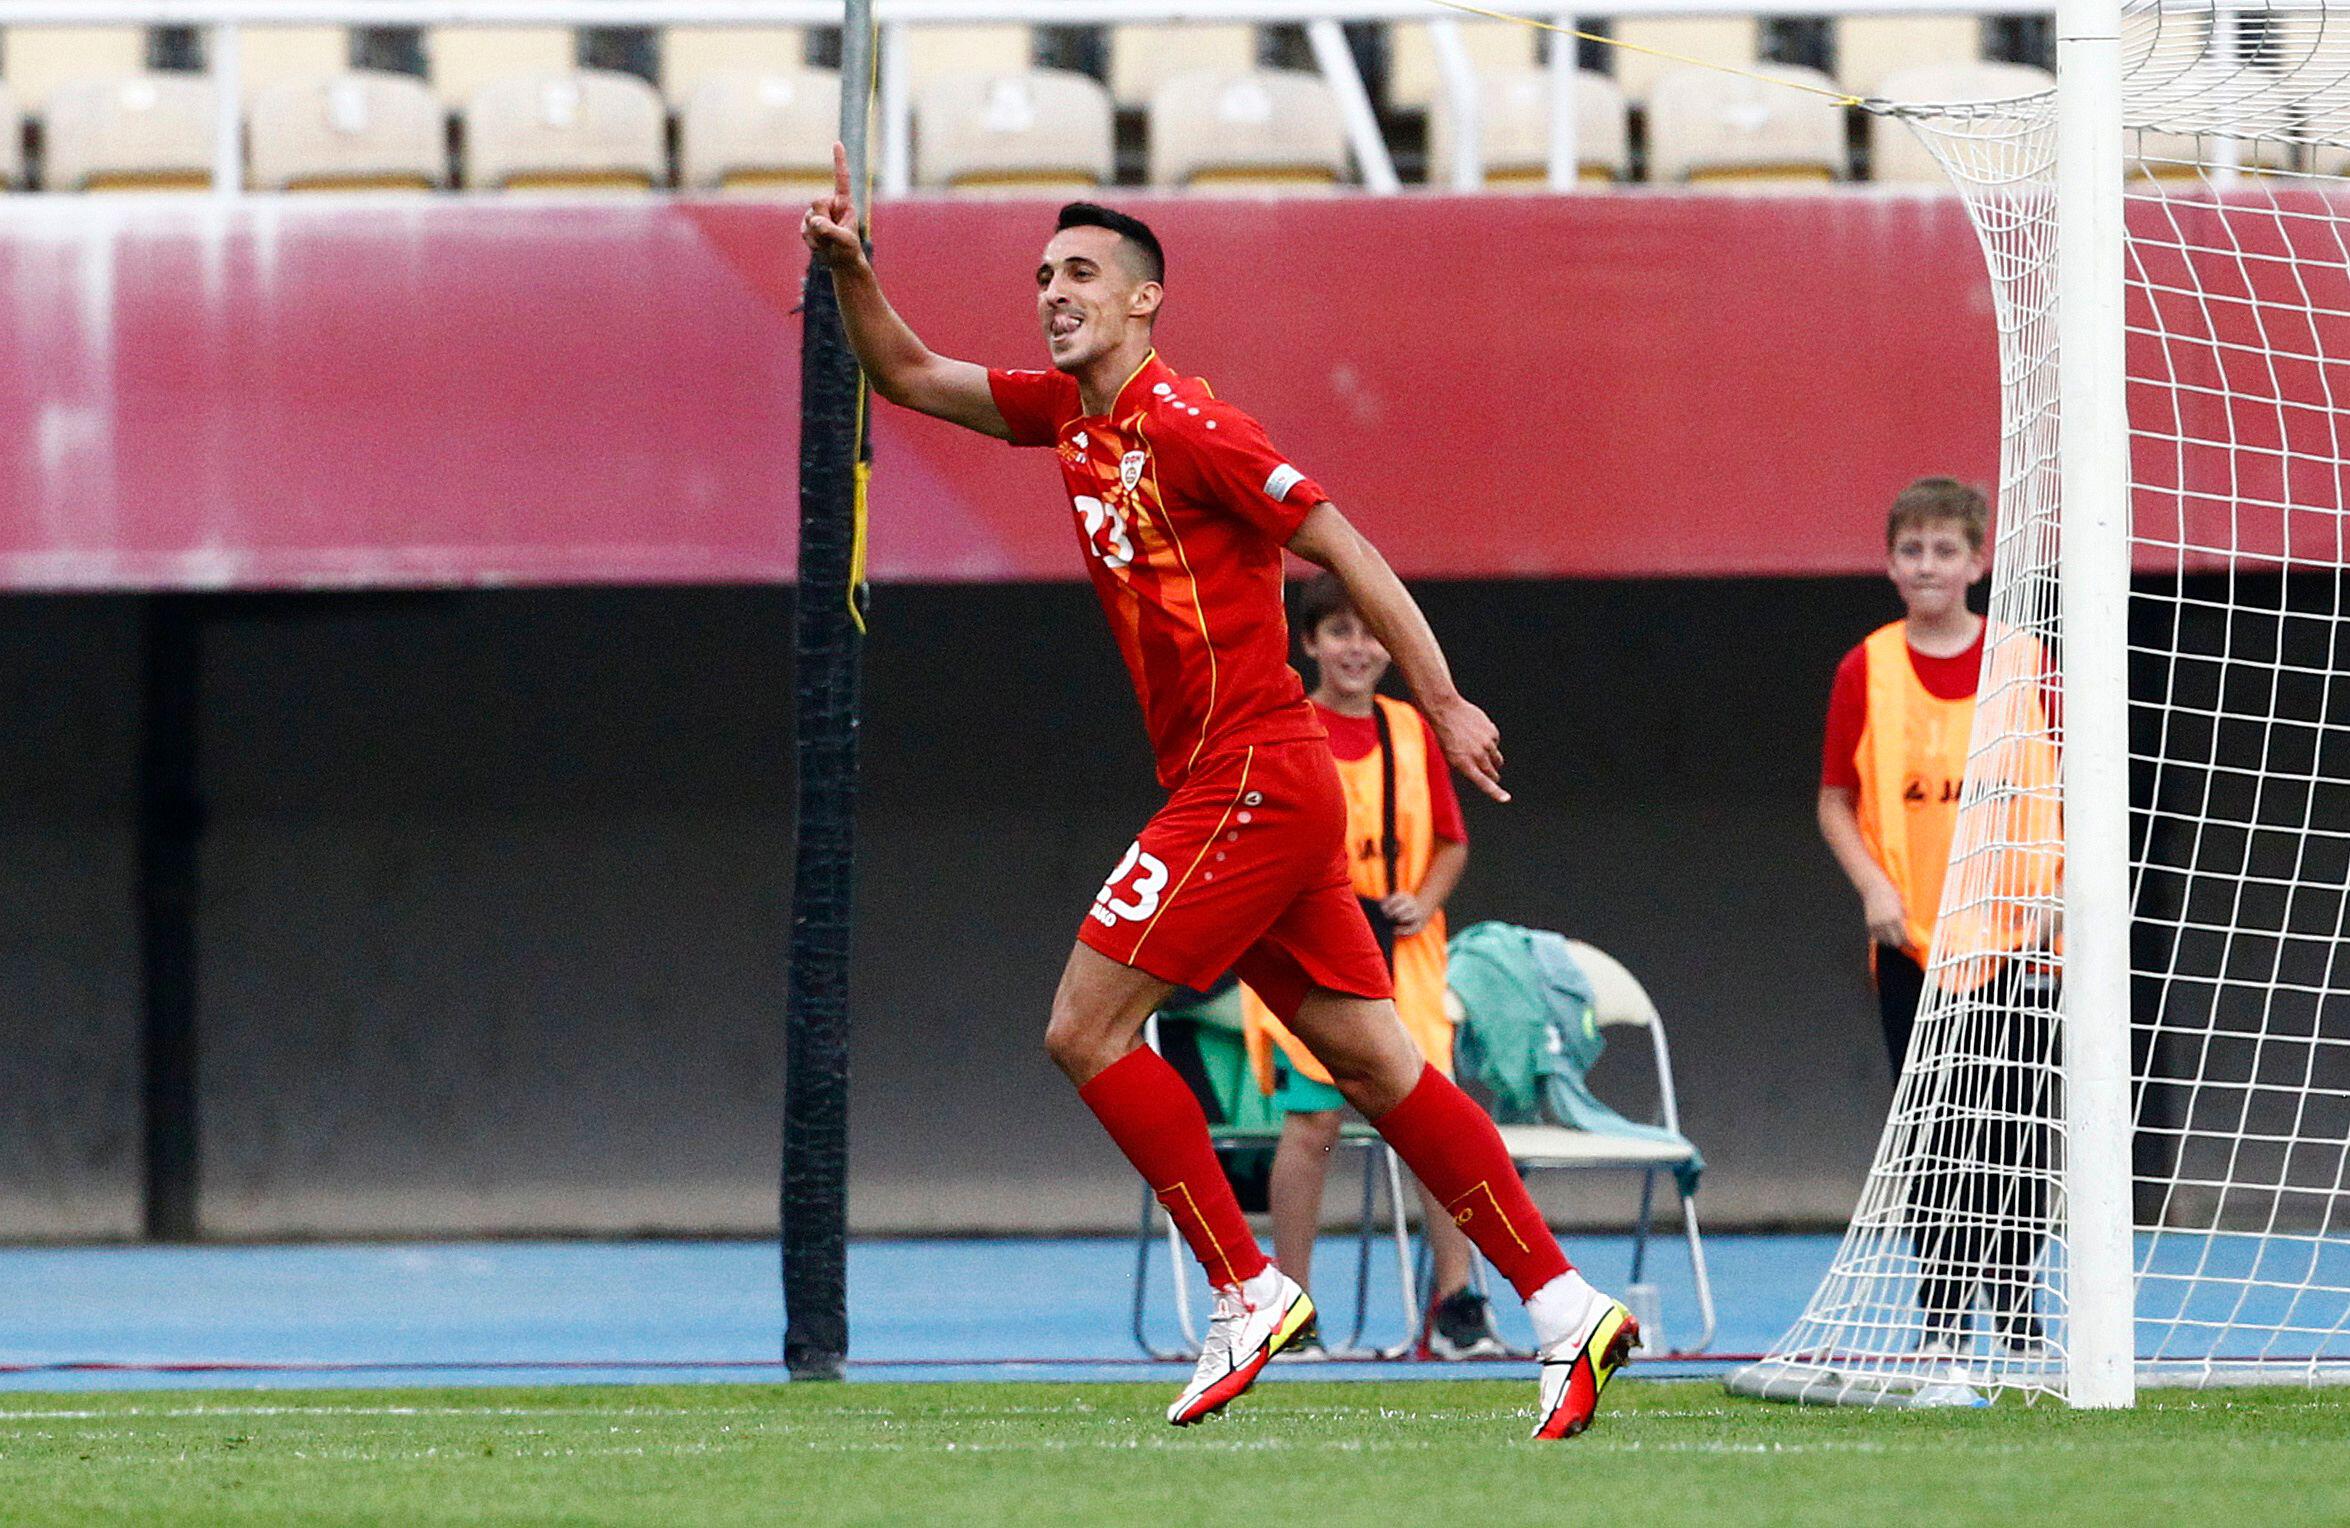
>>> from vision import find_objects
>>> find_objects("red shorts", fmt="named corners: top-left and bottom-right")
top-left (1079, 738), bottom-right (1393, 1020)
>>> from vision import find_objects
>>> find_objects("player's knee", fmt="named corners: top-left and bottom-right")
top-left (1320, 1037), bottom-right (1424, 1119)
top-left (1043, 1001), bottom-right (1115, 1081)
top-left (1041, 1012), bottom-right (1086, 1076)
top-left (1319, 1041), bottom-right (1410, 1092)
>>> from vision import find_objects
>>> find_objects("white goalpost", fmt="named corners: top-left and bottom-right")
top-left (2055, 0), bottom-right (2138, 1411)
top-left (1735, 0), bottom-right (2350, 1407)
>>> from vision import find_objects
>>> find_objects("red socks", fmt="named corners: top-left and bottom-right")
top-left (1078, 1052), bottom-right (1564, 1302)
top-left (1079, 1047), bottom-right (1270, 1289)
top-left (1373, 1065), bottom-right (1573, 1299)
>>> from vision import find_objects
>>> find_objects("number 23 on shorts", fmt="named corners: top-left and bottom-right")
top-left (1092, 841), bottom-right (1168, 926)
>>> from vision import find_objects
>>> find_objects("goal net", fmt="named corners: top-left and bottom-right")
top-left (1732, 0), bottom-right (2350, 1406)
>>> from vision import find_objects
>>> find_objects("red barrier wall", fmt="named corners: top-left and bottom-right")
top-left (0, 193), bottom-right (2004, 592)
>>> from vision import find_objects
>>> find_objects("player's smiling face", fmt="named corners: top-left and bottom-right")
top-left (1888, 521), bottom-right (1987, 622)
top-left (1036, 226), bottom-right (1159, 374)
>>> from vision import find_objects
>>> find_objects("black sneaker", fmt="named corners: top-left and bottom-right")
top-left (1273, 1312), bottom-right (1328, 1362)
top-left (1427, 1288), bottom-right (1506, 1358)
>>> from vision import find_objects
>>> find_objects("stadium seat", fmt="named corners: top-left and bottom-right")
top-left (462, 70), bottom-right (665, 192)
top-left (915, 68), bottom-right (1112, 194)
top-left (0, 83), bottom-right (22, 187)
top-left (3, 26), bottom-right (146, 114)
top-left (1646, 63), bottom-right (1849, 184)
top-left (426, 26), bottom-right (574, 110)
top-left (233, 27), bottom-right (351, 102)
top-left (1869, 61), bottom-right (2053, 185)
top-left (2109, 6), bottom-right (2304, 177)
top-left (2135, 133), bottom-right (2299, 179)
top-left (44, 73), bottom-right (214, 191)
top-left (1387, 19), bottom-right (1538, 113)
top-left (2120, 0), bottom-right (2210, 80)
top-left (1610, 18), bottom-right (1758, 103)
top-left (249, 71), bottom-right (444, 192)
top-left (1148, 69), bottom-right (1348, 192)
top-left (2305, 75), bottom-right (2350, 175)
top-left (900, 25), bottom-right (1030, 88)
top-left (1106, 24), bottom-right (1256, 111)
top-left (2131, 64), bottom-right (2305, 177)
top-left (1426, 66), bottom-right (1628, 186)
top-left (660, 26), bottom-right (804, 107)
top-left (1834, 16), bottom-right (1980, 100)
top-left (678, 69), bottom-right (839, 196)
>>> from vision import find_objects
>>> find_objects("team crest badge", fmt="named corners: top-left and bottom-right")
top-left (1120, 450), bottom-right (1147, 492)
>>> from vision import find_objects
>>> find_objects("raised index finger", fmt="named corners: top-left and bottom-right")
top-left (832, 141), bottom-right (851, 204)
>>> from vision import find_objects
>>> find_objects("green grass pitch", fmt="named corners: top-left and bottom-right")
top-left (3, 1380), bottom-right (2346, 1526)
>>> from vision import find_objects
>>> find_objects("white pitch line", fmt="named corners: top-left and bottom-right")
top-left (0, 1404), bottom-right (790, 1423)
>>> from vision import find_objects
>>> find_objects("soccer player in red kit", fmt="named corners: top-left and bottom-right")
top-left (802, 150), bottom-right (1633, 1439)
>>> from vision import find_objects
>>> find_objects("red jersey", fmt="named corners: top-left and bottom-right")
top-left (989, 352), bottom-right (1330, 788)
top-left (1312, 701), bottom-right (1468, 844)
top-left (1820, 625), bottom-right (1984, 789)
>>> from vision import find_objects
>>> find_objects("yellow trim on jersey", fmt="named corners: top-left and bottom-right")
top-left (1130, 748), bottom-right (1254, 964)
top-left (1134, 413), bottom-right (1223, 781)
top-left (1246, 696), bottom-right (1452, 1087)
top-left (1086, 349), bottom-right (1161, 421)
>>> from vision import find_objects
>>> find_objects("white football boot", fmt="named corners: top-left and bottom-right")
top-left (1167, 1264), bottom-right (1316, 1426)
top-left (1527, 1273), bottom-right (1640, 1441)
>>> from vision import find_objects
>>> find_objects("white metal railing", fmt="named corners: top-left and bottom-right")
top-left (0, 0), bottom-right (2053, 196)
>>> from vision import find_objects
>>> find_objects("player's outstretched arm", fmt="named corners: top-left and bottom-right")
top-left (1289, 502), bottom-right (1510, 803)
top-left (800, 143), bottom-right (1012, 439)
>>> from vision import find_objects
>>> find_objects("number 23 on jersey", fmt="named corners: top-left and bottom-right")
top-left (1074, 495), bottom-right (1134, 571)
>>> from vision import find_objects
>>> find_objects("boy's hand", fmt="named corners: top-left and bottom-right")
top-left (801, 143), bottom-right (867, 271)
top-left (1863, 882), bottom-right (1911, 951)
top-left (1427, 694), bottom-right (1509, 803)
top-left (1381, 892), bottom-right (1432, 938)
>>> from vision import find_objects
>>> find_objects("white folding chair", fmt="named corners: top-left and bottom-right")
top-left (1452, 937), bottom-right (1718, 1353)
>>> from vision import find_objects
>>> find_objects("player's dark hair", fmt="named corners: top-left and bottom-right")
top-left (1057, 202), bottom-right (1165, 285)
top-left (1295, 571), bottom-right (1356, 640)
top-left (1885, 476), bottom-right (1990, 552)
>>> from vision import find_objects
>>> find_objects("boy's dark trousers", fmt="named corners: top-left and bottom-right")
top-left (1876, 947), bottom-right (2059, 1348)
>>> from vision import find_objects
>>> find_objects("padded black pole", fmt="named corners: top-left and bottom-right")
top-left (783, 257), bottom-right (867, 1381)
top-left (137, 595), bottom-right (204, 1241)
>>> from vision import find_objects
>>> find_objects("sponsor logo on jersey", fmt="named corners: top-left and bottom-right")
top-left (1904, 773), bottom-right (1963, 805)
top-left (1263, 463), bottom-right (1305, 502)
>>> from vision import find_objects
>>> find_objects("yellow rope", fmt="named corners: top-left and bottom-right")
top-left (849, 385), bottom-right (871, 634)
top-left (1422, 0), bottom-right (1872, 109)
top-left (847, 12), bottom-right (881, 635)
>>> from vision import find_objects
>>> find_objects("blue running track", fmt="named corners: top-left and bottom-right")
top-left (0, 1234), bottom-right (1841, 1391)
